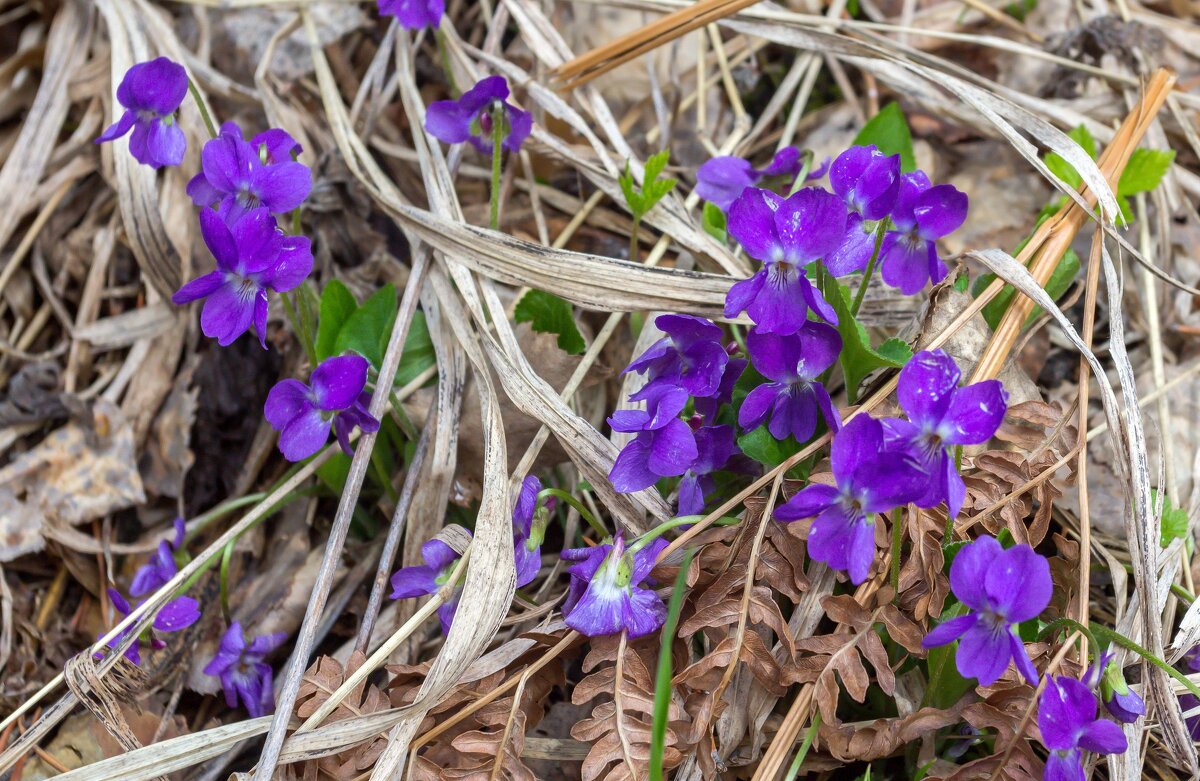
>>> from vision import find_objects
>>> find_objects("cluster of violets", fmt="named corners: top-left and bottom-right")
top-left (99, 519), bottom-right (284, 717)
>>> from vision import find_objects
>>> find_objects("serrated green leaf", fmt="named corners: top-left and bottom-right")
top-left (394, 310), bottom-right (437, 388)
top-left (875, 337), bottom-right (913, 365)
top-left (823, 278), bottom-right (909, 403)
top-left (702, 201), bottom-right (727, 243)
top-left (619, 162), bottom-right (641, 215)
top-left (333, 283), bottom-right (397, 368)
top-left (1119, 148), bottom-right (1175, 196)
top-left (852, 102), bottom-right (916, 173)
top-left (316, 280), bottom-right (358, 362)
top-left (623, 151), bottom-right (677, 221)
top-left (646, 178), bottom-right (677, 205)
top-left (513, 289), bottom-right (586, 354)
top-left (644, 149), bottom-right (671, 184)
top-left (1155, 490), bottom-right (1190, 548)
top-left (737, 426), bottom-right (801, 468)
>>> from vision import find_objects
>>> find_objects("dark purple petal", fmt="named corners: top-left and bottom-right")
top-left (171, 271), bottom-right (224, 305)
top-left (608, 408), bottom-right (651, 433)
top-left (658, 313), bottom-right (724, 347)
top-left (695, 156), bottom-right (757, 211)
top-left (624, 586), bottom-right (668, 638)
top-left (773, 187), bottom-right (847, 262)
top-left (799, 277), bottom-right (839, 326)
top-left (727, 188), bottom-right (782, 261)
top-left (643, 385), bottom-right (689, 429)
top-left (723, 270), bottom-right (765, 323)
top-left (948, 534), bottom-right (1000, 612)
top-left (1044, 751), bottom-right (1084, 781)
top-left (229, 209), bottom-right (284, 275)
top-left (187, 172), bottom-right (221, 207)
top-left (956, 619), bottom-right (1012, 686)
top-left (200, 124), bottom-right (254, 196)
top-left (690, 425), bottom-right (737, 475)
top-left (853, 455), bottom-right (927, 512)
top-left (807, 506), bottom-right (874, 583)
top-left (309, 355), bottom-right (370, 411)
top-left (1040, 676), bottom-right (1098, 750)
top-left (251, 128), bottom-right (303, 164)
top-left (984, 544), bottom-right (1052, 623)
top-left (943, 380), bottom-right (1007, 446)
top-left (278, 407), bottom-right (332, 461)
top-left (921, 612), bottom-right (977, 649)
top-left (200, 282), bottom-right (256, 346)
top-left (390, 564), bottom-right (439, 598)
top-left (766, 383), bottom-right (819, 442)
top-left (461, 75), bottom-right (510, 113)
top-left (610, 439), bottom-right (659, 491)
top-left (646, 420), bottom-right (698, 478)
top-left (677, 473), bottom-right (704, 517)
top-left (137, 119), bottom-right (186, 168)
top-left (1105, 688), bottom-right (1145, 724)
top-left (761, 147), bottom-right (802, 178)
top-left (565, 581), bottom-right (629, 637)
top-left (513, 475), bottom-right (541, 533)
top-left (774, 483), bottom-right (839, 522)
top-left (825, 214), bottom-right (877, 277)
top-left (121, 58), bottom-right (188, 116)
top-left (261, 235), bottom-right (313, 293)
top-left (96, 110), bottom-right (136, 143)
top-left (154, 596), bottom-right (201, 633)
top-left (915, 184), bottom-right (968, 240)
top-left (631, 538), bottom-right (668, 584)
top-left (198, 208), bottom-right (239, 270)
top-left (944, 455), bottom-right (966, 518)
top-left (378, 0), bottom-right (444, 28)
top-left (253, 291), bottom-right (269, 350)
top-left (502, 105), bottom-right (533, 153)
top-left (1009, 631), bottom-right (1039, 684)
top-left (514, 540), bottom-right (540, 588)
top-left (897, 350), bottom-right (961, 429)
top-left (437, 593), bottom-right (461, 634)
top-left (829, 415), bottom-right (882, 481)
top-left (830, 145), bottom-right (900, 220)
top-left (425, 101), bottom-right (471, 145)
top-left (253, 161), bottom-right (312, 214)
top-left (879, 233), bottom-right (936, 295)
top-left (889, 171), bottom-right (931, 233)
top-left (264, 378), bottom-right (313, 429)
top-left (423, 537), bottom-right (464, 571)
top-left (737, 383), bottom-right (780, 432)
top-left (747, 264), bottom-right (813, 334)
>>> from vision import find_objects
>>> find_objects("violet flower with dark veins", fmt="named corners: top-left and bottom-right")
top-left (677, 424), bottom-right (739, 517)
top-left (425, 76), bottom-right (532, 155)
top-left (95, 57), bottom-right (188, 169)
top-left (204, 621), bottom-right (287, 717)
top-left (130, 517), bottom-right (186, 597)
top-left (922, 535), bottom-right (1050, 686)
top-left (879, 171), bottom-right (968, 294)
top-left (695, 147), bottom-right (805, 212)
top-left (377, 0), bottom-right (444, 29)
top-left (1038, 674), bottom-right (1128, 781)
top-left (390, 536), bottom-right (468, 634)
top-left (264, 354), bottom-right (381, 462)
top-left (623, 314), bottom-right (730, 400)
top-left (99, 588), bottom-right (200, 666)
top-left (774, 415), bottom-right (926, 584)
top-left (171, 208), bottom-right (312, 348)
top-left (739, 322), bottom-right (842, 443)
top-left (187, 122), bottom-right (312, 226)
top-left (512, 475), bottom-right (550, 588)
top-left (561, 535), bottom-right (669, 638)
top-left (608, 385), bottom-right (698, 493)
top-left (826, 145), bottom-right (901, 276)
top-left (885, 349), bottom-right (1007, 517)
top-left (724, 187), bottom-right (846, 333)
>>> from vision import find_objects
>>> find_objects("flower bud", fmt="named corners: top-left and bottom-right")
top-left (1100, 661), bottom-right (1145, 724)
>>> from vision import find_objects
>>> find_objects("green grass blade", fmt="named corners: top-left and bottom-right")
top-left (649, 548), bottom-right (695, 781)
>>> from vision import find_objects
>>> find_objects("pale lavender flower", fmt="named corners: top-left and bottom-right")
top-left (561, 535), bottom-right (668, 638)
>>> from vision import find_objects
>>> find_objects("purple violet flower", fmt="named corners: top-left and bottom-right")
top-left (695, 147), bottom-right (804, 212)
top-left (608, 385), bottom-right (698, 493)
top-left (677, 425), bottom-right (738, 517)
top-left (1083, 651), bottom-right (1144, 724)
top-left (879, 171), bottom-right (968, 294)
top-left (739, 323), bottom-right (842, 443)
top-left (561, 535), bottom-right (669, 638)
top-left (95, 57), bottom-right (188, 169)
top-left (826, 145), bottom-right (901, 276)
top-left (513, 475), bottom-right (547, 588)
top-left (1038, 675), bottom-right (1128, 781)
top-left (624, 314), bottom-right (730, 400)
top-left (377, 0), bottom-right (444, 28)
top-left (187, 122), bottom-right (313, 227)
top-left (99, 588), bottom-right (201, 666)
top-left (724, 187), bottom-right (845, 333)
top-left (203, 621), bottom-right (287, 717)
top-left (921, 535), bottom-right (1051, 686)
top-left (885, 349), bottom-right (1008, 518)
top-left (390, 536), bottom-right (468, 633)
top-left (130, 517), bottom-right (187, 597)
top-left (774, 415), bottom-right (927, 584)
top-left (171, 208), bottom-right (313, 348)
top-left (693, 350), bottom-right (746, 422)
top-left (264, 355), bottom-right (381, 462)
top-left (425, 76), bottom-right (532, 155)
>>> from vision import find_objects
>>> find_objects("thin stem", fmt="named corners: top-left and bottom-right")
top-left (185, 492), bottom-right (268, 540)
top-left (538, 488), bottom-right (607, 538)
top-left (782, 712), bottom-right (822, 781)
top-left (219, 540), bottom-right (235, 623)
top-left (489, 105), bottom-right (504, 231)
top-left (851, 219), bottom-right (890, 315)
top-left (648, 548), bottom-right (695, 781)
top-left (890, 507), bottom-right (903, 600)
top-left (630, 514), bottom-right (741, 553)
top-left (630, 216), bottom-right (641, 264)
top-left (786, 149), bottom-right (815, 196)
top-left (187, 79), bottom-right (218, 139)
top-left (435, 27), bottom-right (459, 97)
top-left (281, 292), bottom-right (318, 367)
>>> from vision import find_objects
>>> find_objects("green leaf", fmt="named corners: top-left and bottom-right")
top-left (977, 249), bottom-right (1079, 331)
top-left (619, 161), bottom-right (642, 216)
top-left (923, 603), bottom-right (973, 709)
top-left (621, 151), bottom-right (677, 221)
top-left (394, 310), bottom-right (437, 388)
top-left (1118, 148), bottom-right (1175, 196)
top-left (823, 278), bottom-right (911, 402)
top-left (852, 102), bottom-right (916, 173)
top-left (316, 280), bottom-right (358, 362)
top-left (702, 201), bottom-right (727, 243)
top-left (737, 426), bottom-right (801, 469)
top-left (644, 149), bottom-right (671, 184)
top-left (333, 283), bottom-right (398, 368)
top-left (1155, 490), bottom-right (1190, 548)
top-left (513, 289), bottom-right (587, 354)
top-left (1042, 125), bottom-right (1095, 190)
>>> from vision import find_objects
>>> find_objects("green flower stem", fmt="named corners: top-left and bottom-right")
top-left (890, 507), bottom-right (903, 600)
top-left (185, 492), bottom-right (268, 541)
top-left (786, 150), bottom-right (815, 196)
top-left (649, 547), bottom-right (695, 781)
top-left (629, 514), bottom-right (741, 554)
top-left (850, 219), bottom-right (890, 316)
top-left (782, 711), bottom-right (822, 781)
top-left (219, 539), bottom-right (235, 623)
top-left (489, 105), bottom-right (504, 231)
top-left (538, 488), bottom-right (607, 539)
top-left (281, 292), bottom-right (318, 367)
top-left (630, 216), bottom-right (641, 265)
top-left (187, 78), bottom-right (218, 139)
top-left (435, 27), bottom-right (459, 97)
